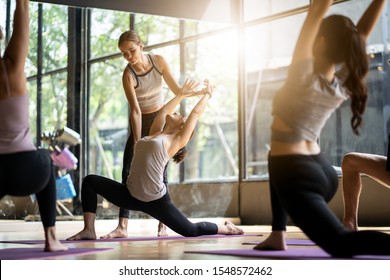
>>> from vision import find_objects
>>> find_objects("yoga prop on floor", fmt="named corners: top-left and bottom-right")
top-left (243, 239), bottom-right (315, 246)
top-left (0, 234), bottom-right (262, 245)
top-left (184, 248), bottom-right (390, 260)
top-left (0, 247), bottom-right (113, 260)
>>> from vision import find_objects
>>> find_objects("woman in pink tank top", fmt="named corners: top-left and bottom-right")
top-left (0, 0), bottom-right (67, 252)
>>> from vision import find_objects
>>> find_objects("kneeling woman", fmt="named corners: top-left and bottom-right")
top-left (67, 80), bottom-right (243, 240)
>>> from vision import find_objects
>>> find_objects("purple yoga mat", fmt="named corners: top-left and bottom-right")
top-left (184, 248), bottom-right (390, 260)
top-left (244, 239), bottom-right (316, 246)
top-left (0, 247), bottom-right (113, 260)
top-left (0, 234), bottom-right (261, 245)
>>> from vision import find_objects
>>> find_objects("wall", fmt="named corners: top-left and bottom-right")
top-left (2, 176), bottom-right (390, 226)
top-left (240, 176), bottom-right (390, 226)
top-left (168, 176), bottom-right (390, 226)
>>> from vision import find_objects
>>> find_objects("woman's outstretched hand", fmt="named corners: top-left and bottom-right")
top-left (180, 79), bottom-right (200, 97)
top-left (202, 79), bottom-right (215, 98)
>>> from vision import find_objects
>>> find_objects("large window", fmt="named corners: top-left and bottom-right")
top-left (1, 0), bottom-right (389, 185)
top-left (88, 11), bottom-right (236, 183)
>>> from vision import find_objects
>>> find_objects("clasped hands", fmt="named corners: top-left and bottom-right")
top-left (180, 79), bottom-right (215, 98)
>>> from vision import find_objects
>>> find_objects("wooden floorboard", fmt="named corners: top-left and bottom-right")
top-left (0, 218), bottom-right (301, 260)
top-left (1, 219), bottom-right (389, 260)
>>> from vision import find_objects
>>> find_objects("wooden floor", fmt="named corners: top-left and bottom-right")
top-left (0, 218), bottom-right (311, 260)
top-left (1, 218), bottom-right (389, 260)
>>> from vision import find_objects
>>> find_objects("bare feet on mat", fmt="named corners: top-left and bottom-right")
top-left (253, 230), bottom-right (286, 251)
top-left (45, 240), bottom-right (68, 252)
top-left (44, 227), bottom-right (68, 252)
top-left (157, 222), bottom-right (168, 237)
top-left (219, 221), bottom-right (244, 235)
top-left (100, 226), bottom-right (128, 239)
top-left (67, 229), bottom-right (97, 241)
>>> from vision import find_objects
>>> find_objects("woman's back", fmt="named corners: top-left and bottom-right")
top-left (127, 136), bottom-right (169, 202)
top-left (0, 94), bottom-right (35, 154)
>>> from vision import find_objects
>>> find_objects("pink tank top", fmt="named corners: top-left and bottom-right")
top-left (0, 94), bottom-right (36, 154)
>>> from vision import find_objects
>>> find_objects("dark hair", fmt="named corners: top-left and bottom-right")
top-left (118, 30), bottom-right (142, 47)
top-left (172, 147), bottom-right (188, 164)
top-left (318, 15), bottom-right (369, 135)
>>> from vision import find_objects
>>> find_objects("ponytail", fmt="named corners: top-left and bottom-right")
top-left (172, 147), bottom-right (188, 164)
top-left (319, 15), bottom-right (369, 135)
top-left (343, 31), bottom-right (369, 135)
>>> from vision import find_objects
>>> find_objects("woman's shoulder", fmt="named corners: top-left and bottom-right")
top-left (149, 54), bottom-right (167, 70)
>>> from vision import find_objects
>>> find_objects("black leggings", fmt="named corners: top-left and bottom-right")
top-left (82, 175), bottom-right (218, 237)
top-left (120, 110), bottom-right (168, 218)
top-left (0, 149), bottom-right (56, 227)
top-left (269, 153), bottom-right (390, 258)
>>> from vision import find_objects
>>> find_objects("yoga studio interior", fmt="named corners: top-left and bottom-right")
top-left (1, 0), bottom-right (390, 260)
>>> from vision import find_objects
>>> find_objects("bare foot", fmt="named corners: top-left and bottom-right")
top-left (100, 226), bottom-right (128, 239)
top-left (342, 220), bottom-right (358, 232)
top-left (67, 229), bottom-right (97, 241)
top-left (44, 226), bottom-right (68, 252)
top-left (253, 231), bottom-right (286, 251)
top-left (44, 240), bottom-right (68, 252)
top-left (157, 222), bottom-right (168, 237)
top-left (223, 221), bottom-right (244, 235)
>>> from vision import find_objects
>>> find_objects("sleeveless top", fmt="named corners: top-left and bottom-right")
top-left (127, 136), bottom-right (169, 202)
top-left (0, 94), bottom-right (36, 154)
top-left (126, 54), bottom-right (164, 112)
top-left (272, 59), bottom-right (349, 142)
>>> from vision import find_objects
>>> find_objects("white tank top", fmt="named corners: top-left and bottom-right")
top-left (127, 54), bottom-right (164, 112)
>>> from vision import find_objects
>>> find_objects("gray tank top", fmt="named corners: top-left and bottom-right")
top-left (127, 54), bottom-right (164, 112)
top-left (127, 136), bottom-right (169, 202)
top-left (272, 59), bottom-right (349, 142)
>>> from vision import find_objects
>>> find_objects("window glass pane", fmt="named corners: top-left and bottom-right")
top-left (41, 4), bottom-right (68, 72)
top-left (40, 72), bottom-right (68, 134)
top-left (184, 19), bottom-right (232, 37)
top-left (184, 31), bottom-right (238, 181)
top-left (0, 0), bottom-right (6, 54)
top-left (90, 9), bottom-right (130, 58)
top-left (244, 0), bottom-right (309, 22)
top-left (26, 3), bottom-right (38, 77)
top-left (88, 58), bottom-right (127, 180)
top-left (27, 80), bottom-right (38, 144)
top-left (135, 14), bottom-right (180, 46)
top-left (245, 14), bottom-right (305, 179)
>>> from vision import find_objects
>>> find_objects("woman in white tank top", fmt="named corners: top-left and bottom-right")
top-left (101, 30), bottom-right (206, 239)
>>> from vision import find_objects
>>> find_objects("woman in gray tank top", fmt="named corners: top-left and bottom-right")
top-left (254, 0), bottom-right (390, 258)
top-left (67, 80), bottom-right (244, 241)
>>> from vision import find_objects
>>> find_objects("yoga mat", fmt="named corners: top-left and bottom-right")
top-left (0, 234), bottom-right (261, 245)
top-left (0, 247), bottom-right (113, 260)
top-left (244, 239), bottom-right (316, 246)
top-left (184, 248), bottom-right (390, 260)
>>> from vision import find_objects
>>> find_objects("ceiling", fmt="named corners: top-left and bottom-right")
top-left (32, 0), bottom-right (240, 24)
